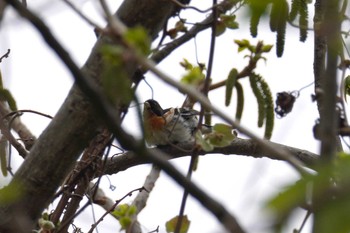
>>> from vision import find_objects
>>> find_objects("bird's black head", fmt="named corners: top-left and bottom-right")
top-left (145, 99), bottom-right (164, 116)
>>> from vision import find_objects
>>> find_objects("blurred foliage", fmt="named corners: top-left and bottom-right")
top-left (166, 215), bottom-right (190, 233)
top-left (180, 58), bottom-right (206, 86)
top-left (100, 45), bottom-right (133, 105)
top-left (267, 153), bottom-right (350, 233)
top-left (112, 204), bottom-right (137, 230)
top-left (0, 180), bottom-right (23, 204)
top-left (124, 26), bottom-right (151, 56)
top-left (216, 14), bottom-right (239, 37)
top-left (167, 20), bottom-right (188, 39)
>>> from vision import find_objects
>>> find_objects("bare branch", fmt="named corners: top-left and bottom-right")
top-left (103, 138), bottom-right (319, 176)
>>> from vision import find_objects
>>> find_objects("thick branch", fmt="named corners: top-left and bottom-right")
top-left (318, 0), bottom-right (341, 160)
top-left (103, 138), bottom-right (319, 176)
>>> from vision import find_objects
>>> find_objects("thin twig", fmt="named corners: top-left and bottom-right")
top-left (176, 0), bottom-right (218, 232)
top-left (168, 0), bottom-right (221, 13)
top-left (0, 49), bottom-right (10, 63)
top-left (87, 187), bottom-right (146, 233)
top-left (62, 0), bottom-right (103, 30)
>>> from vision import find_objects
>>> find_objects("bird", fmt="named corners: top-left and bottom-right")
top-left (142, 99), bottom-right (211, 146)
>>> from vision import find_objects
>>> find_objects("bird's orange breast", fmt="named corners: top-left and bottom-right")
top-left (147, 115), bottom-right (166, 130)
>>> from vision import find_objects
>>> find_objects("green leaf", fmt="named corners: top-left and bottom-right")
top-left (206, 124), bottom-right (236, 147)
top-left (175, 20), bottom-right (187, 32)
top-left (38, 218), bottom-right (55, 230)
top-left (195, 131), bottom-right (214, 152)
top-left (124, 26), bottom-right (151, 55)
top-left (220, 14), bottom-right (239, 30)
top-left (267, 155), bottom-right (350, 232)
top-left (119, 217), bottom-right (132, 229)
top-left (215, 20), bottom-right (226, 37)
top-left (181, 66), bottom-right (205, 86)
top-left (266, 176), bottom-right (310, 223)
top-left (261, 44), bottom-right (273, 53)
top-left (234, 39), bottom-right (251, 52)
top-left (179, 58), bottom-right (193, 70)
top-left (166, 215), bottom-right (190, 233)
top-left (112, 204), bottom-right (137, 230)
top-left (225, 68), bottom-right (238, 106)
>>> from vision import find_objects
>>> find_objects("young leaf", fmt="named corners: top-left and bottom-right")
top-left (181, 66), bottom-right (205, 86)
top-left (195, 131), bottom-right (214, 152)
top-left (220, 14), bottom-right (239, 30)
top-left (234, 39), bottom-right (251, 52)
top-left (179, 58), bottom-right (193, 70)
top-left (206, 124), bottom-right (236, 147)
top-left (215, 20), bottom-right (226, 37)
top-left (261, 44), bottom-right (273, 53)
top-left (112, 204), bottom-right (137, 230)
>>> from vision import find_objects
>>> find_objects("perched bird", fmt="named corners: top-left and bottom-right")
top-left (143, 99), bottom-right (210, 146)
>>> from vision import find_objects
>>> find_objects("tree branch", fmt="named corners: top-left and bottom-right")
top-left (103, 138), bottom-right (319, 176)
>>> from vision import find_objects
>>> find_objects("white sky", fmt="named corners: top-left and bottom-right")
top-left (0, 0), bottom-right (326, 232)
